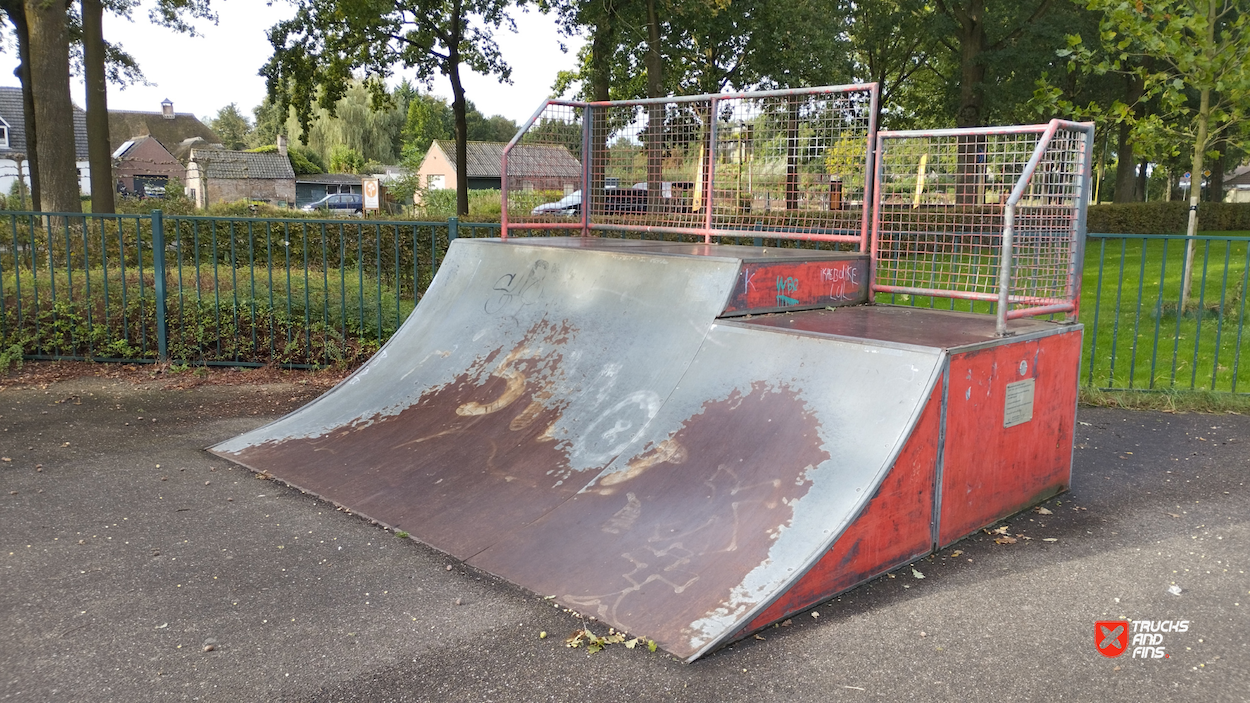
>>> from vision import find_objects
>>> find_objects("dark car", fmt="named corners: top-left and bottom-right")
top-left (302, 193), bottom-right (363, 214)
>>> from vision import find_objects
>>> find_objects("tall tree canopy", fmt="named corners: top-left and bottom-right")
top-left (263, 0), bottom-right (519, 216)
top-left (209, 103), bottom-right (253, 150)
top-left (1057, 0), bottom-right (1250, 306)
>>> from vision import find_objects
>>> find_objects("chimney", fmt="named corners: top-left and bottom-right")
top-left (161, 98), bottom-right (174, 119)
top-left (277, 134), bottom-right (288, 157)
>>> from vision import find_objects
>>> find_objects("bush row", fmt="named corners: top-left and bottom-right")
top-left (1086, 202), bottom-right (1250, 234)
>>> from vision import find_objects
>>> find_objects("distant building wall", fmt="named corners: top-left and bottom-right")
top-left (116, 139), bottom-right (185, 194)
top-left (417, 144), bottom-right (456, 192)
top-left (204, 178), bottom-right (295, 208)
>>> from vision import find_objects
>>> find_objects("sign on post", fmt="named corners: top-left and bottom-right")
top-left (362, 177), bottom-right (381, 212)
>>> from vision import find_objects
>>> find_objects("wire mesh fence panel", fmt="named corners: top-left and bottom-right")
top-left (871, 120), bottom-right (1092, 328)
top-left (710, 88), bottom-right (875, 242)
top-left (1008, 125), bottom-right (1090, 315)
top-left (588, 99), bottom-right (707, 234)
top-left (503, 85), bottom-right (878, 245)
top-left (503, 102), bottom-right (586, 231)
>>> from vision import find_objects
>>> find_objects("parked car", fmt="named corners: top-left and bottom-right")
top-left (532, 190), bottom-right (582, 216)
top-left (302, 193), bottom-right (363, 214)
top-left (529, 182), bottom-right (695, 216)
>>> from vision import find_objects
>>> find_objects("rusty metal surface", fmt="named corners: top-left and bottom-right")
top-left (471, 322), bottom-right (943, 660)
top-left (210, 238), bottom-right (743, 558)
top-left (209, 237), bottom-right (945, 662)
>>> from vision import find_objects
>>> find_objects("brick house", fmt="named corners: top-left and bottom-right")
top-left (185, 147), bottom-right (296, 209)
top-left (109, 99), bottom-right (221, 194)
top-left (112, 136), bottom-right (183, 197)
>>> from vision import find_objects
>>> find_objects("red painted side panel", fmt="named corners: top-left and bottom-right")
top-left (937, 328), bottom-right (1082, 546)
top-left (736, 379), bottom-right (942, 635)
top-left (723, 259), bottom-right (868, 315)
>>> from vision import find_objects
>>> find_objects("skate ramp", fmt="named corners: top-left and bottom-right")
top-left (209, 237), bottom-right (941, 660)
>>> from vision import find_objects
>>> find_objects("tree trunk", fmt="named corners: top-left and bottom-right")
top-left (952, 2), bottom-right (987, 205)
top-left (1113, 123), bottom-right (1136, 202)
top-left (955, 0), bottom-right (986, 128)
top-left (644, 0), bottom-right (664, 213)
top-left (785, 96), bottom-right (799, 211)
top-left (588, 0), bottom-right (615, 219)
top-left (1113, 73), bottom-right (1143, 202)
top-left (1208, 137), bottom-right (1225, 203)
top-left (82, 0), bottom-right (114, 213)
top-left (3, 3), bottom-right (41, 210)
top-left (24, 0), bottom-right (80, 213)
top-left (1136, 159), bottom-right (1148, 202)
top-left (1180, 0), bottom-right (1216, 312)
top-left (447, 0), bottom-right (468, 217)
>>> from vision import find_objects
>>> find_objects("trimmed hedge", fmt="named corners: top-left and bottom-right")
top-left (1086, 202), bottom-right (1250, 234)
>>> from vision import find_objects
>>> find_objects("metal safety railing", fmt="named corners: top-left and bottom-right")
top-left (869, 119), bottom-right (1095, 335)
top-left (502, 84), bottom-right (879, 246)
top-left (0, 210), bottom-right (495, 367)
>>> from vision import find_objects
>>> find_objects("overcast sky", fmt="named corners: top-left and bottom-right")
top-left (0, 2), bottom-right (583, 127)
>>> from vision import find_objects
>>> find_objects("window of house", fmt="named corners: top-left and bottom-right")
top-left (0, 124), bottom-right (9, 149)
top-left (427, 174), bottom-right (445, 189)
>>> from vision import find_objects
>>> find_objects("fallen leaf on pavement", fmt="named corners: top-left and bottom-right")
top-left (995, 536), bottom-right (1017, 545)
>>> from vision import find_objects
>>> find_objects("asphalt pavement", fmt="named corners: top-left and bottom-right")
top-left (1, 374), bottom-right (1246, 702)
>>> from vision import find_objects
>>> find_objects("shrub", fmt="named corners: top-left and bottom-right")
top-left (1086, 202), bottom-right (1250, 234)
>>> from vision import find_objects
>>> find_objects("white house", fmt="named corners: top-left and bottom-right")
top-left (0, 85), bottom-right (91, 201)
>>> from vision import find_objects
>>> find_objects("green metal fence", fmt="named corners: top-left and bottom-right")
top-left (0, 210), bottom-right (499, 368)
top-left (3, 211), bottom-right (1247, 395)
top-left (1083, 233), bottom-right (1249, 394)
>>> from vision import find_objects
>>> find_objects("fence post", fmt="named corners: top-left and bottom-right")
top-left (150, 209), bottom-right (168, 360)
top-left (448, 216), bottom-right (458, 242)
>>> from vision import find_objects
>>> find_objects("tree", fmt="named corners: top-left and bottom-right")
top-left (933, 0), bottom-right (1061, 127)
top-left (84, 0), bottom-right (214, 212)
top-left (0, 0), bottom-right (214, 213)
top-left (280, 81), bottom-right (409, 166)
top-left (250, 97), bottom-right (286, 148)
top-left (83, 0), bottom-right (113, 213)
top-left (848, 0), bottom-right (936, 113)
top-left (210, 103), bottom-right (252, 150)
top-left (263, 0), bottom-right (519, 217)
top-left (25, 0), bottom-right (79, 213)
top-left (402, 93), bottom-right (453, 159)
top-left (328, 144), bottom-right (365, 174)
top-left (1, 2), bottom-right (40, 209)
top-left (1065, 0), bottom-right (1250, 308)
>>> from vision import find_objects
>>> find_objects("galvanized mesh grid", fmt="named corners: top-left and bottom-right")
top-left (1008, 126), bottom-right (1088, 311)
top-left (871, 121), bottom-right (1090, 320)
top-left (503, 85), bottom-right (877, 244)
top-left (502, 102), bottom-right (586, 229)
